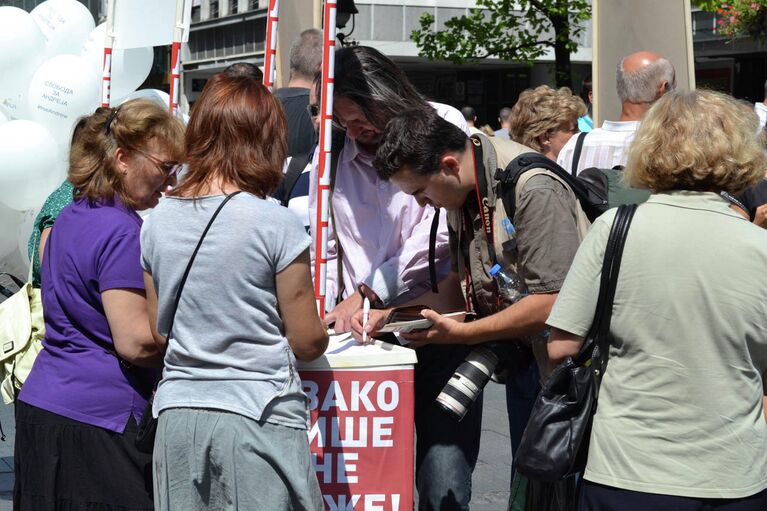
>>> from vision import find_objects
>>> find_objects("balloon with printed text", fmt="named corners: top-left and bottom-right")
top-left (27, 54), bottom-right (101, 148)
top-left (30, 0), bottom-right (95, 60)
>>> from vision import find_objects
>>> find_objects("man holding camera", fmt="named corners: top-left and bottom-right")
top-left (353, 106), bottom-right (587, 461)
top-left (314, 46), bottom-right (484, 511)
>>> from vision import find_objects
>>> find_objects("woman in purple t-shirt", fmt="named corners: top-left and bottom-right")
top-left (14, 100), bottom-right (185, 510)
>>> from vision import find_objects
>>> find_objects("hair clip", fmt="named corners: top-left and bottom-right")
top-left (104, 107), bottom-right (121, 135)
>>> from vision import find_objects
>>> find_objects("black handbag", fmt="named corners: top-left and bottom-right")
top-left (514, 203), bottom-right (637, 482)
top-left (134, 191), bottom-right (240, 453)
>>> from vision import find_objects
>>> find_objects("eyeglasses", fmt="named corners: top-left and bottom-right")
top-left (306, 103), bottom-right (320, 118)
top-left (133, 148), bottom-right (183, 178)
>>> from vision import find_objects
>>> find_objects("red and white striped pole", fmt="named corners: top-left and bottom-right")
top-left (314, 0), bottom-right (337, 317)
top-left (263, 0), bottom-right (280, 91)
top-left (169, 0), bottom-right (186, 114)
top-left (100, 0), bottom-right (116, 107)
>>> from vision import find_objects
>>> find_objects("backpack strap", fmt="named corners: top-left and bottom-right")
top-left (277, 151), bottom-right (313, 207)
top-left (495, 153), bottom-right (603, 222)
top-left (428, 208), bottom-right (441, 293)
top-left (571, 131), bottom-right (588, 176)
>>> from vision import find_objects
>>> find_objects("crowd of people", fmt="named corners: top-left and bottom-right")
top-left (8, 23), bottom-right (767, 511)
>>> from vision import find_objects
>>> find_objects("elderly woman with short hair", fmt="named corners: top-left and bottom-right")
top-left (508, 85), bottom-right (587, 161)
top-left (547, 89), bottom-right (767, 510)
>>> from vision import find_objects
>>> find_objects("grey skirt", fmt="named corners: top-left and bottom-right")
top-left (153, 408), bottom-right (322, 511)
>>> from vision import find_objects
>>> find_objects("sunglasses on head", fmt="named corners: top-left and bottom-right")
top-left (306, 103), bottom-right (320, 118)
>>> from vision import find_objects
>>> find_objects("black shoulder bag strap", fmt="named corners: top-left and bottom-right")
top-left (571, 131), bottom-right (588, 176)
top-left (164, 191), bottom-right (241, 343)
top-left (574, 204), bottom-right (637, 376)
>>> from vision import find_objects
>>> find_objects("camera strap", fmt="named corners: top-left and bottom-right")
top-left (466, 136), bottom-right (502, 311)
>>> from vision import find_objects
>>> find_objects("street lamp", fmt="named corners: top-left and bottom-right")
top-left (336, 0), bottom-right (358, 29)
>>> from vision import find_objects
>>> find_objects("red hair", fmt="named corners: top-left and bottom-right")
top-left (172, 73), bottom-right (288, 198)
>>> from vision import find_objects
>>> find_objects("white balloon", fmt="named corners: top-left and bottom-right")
top-left (27, 54), bottom-right (101, 147)
top-left (0, 120), bottom-right (64, 211)
top-left (118, 89), bottom-right (189, 125)
top-left (118, 88), bottom-right (171, 108)
top-left (0, 7), bottom-right (46, 118)
top-left (0, 203), bottom-right (21, 262)
top-left (31, 0), bottom-right (95, 60)
top-left (81, 23), bottom-right (153, 104)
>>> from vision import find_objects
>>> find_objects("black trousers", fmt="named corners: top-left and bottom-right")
top-left (14, 400), bottom-right (154, 511)
top-left (579, 481), bottom-right (767, 511)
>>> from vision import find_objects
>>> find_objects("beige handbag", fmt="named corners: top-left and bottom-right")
top-left (0, 268), bottom-right (45, 404)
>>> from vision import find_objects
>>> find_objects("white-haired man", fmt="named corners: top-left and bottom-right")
top-left (558, 51), bottom-right (675, 175)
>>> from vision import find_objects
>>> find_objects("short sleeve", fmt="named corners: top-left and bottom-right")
top-left (139, 217), bottom-right (153, 273)
top-left (97, 231), bottom-right (145, 292)
top-left (515, 174), bottom-right (581, 293)
top-left (546, 212), bottom-right (614, 337)
top-left (272, 209), bottom-right (312, 273)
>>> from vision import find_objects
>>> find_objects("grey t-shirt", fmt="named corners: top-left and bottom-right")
top-left (140, 193), bottom-right (312, 429)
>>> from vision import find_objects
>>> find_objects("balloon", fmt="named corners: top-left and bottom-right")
top-left (0, 120), bottom-right (64, 211)
top-left (118, 88), bottom-right (170, 108)
top-left (0, 203), bottom-right (21, 262)
top-left (30, 0), bottom-right (95, 60)
top-left (81, 23), bottom-right (153, 104)
top-left (0, 7), bottom-right (46, 118)
top-left (16, 207), bottom-right (40, 268)
top-left (27, 54), bottom-right (100, 147)
top-left (118, 89), bottom-right (189, 125)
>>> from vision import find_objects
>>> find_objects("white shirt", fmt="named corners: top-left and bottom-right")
top-left (557, 120), bottom-right (641, 175)
top-left (755, 102), bottom-right (767, 130)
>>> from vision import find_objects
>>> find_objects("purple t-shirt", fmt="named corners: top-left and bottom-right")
top-left (19, 198), bottom-right (159, 433)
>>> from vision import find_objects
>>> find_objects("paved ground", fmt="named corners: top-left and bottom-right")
top-left (0, 381), bottom-right (512, 511)
top-left (0, 402), bottom-right (13, 511)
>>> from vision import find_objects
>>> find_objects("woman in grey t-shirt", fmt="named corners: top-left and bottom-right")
top-left (548, 90), bottom-right (767, 509)
top-left (141, 73), bottom-right (328, 511)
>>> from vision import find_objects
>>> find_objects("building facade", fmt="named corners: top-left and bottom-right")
top-left (182, 0), bottom-right (593, 130)
top-left (5, 1), bottom-right (762, 123)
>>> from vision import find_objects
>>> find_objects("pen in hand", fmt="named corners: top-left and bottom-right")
top-left (362, 296), bottom-right (370, 344)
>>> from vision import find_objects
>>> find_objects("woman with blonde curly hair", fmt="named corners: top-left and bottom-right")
top-left (508, 85), bottom-right (586, 161)
top-left (546, 89), bottom-right (767, 510)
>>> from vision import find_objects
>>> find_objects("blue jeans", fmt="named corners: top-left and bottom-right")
top-left (505, 360), bottom-right (540, 465)
top-left (414, 344), bottom-right (483, 511)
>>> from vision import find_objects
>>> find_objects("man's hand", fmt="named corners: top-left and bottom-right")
top-left (325, 293), bottom-right (363, 333)
top-left (351, 308), bottom-right (390, 344)
top-left (754, 204), bottom-right (767, 229)
top-left (401, 309), bottom-right (470, 348)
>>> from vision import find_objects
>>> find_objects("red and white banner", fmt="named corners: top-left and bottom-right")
top-left (301, 368), bottom-right (415, 510)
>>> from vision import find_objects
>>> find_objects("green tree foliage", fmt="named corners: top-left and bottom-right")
top-left (692, 1), bottom-right (724, 11)
top-left (411, 0), bottom-right (591, 88)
